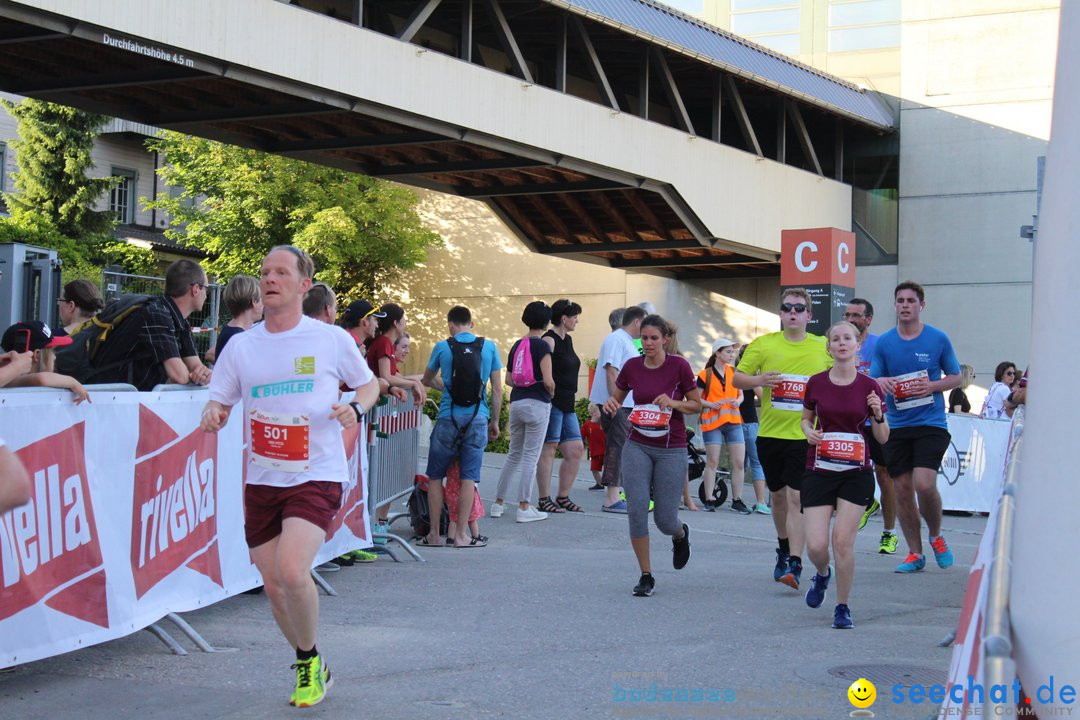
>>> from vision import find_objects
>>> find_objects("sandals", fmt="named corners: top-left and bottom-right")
top-left (537, 496), bottom-right (566, 513)
top-left (555, 496), bottom-right (585, 513)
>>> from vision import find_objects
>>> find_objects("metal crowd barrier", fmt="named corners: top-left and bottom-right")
top-left (983, 405), bottom-right (1025, 716)
top-left (367, 394), bottom-right (423, 561)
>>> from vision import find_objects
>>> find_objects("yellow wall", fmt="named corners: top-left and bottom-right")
top-left (387, 189), bottom-right (782, 384)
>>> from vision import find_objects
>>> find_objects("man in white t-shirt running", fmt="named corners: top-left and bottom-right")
top-left (201, 246), bottom-right (379, 708)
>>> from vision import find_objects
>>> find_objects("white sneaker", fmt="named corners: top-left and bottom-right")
top-left (516, 506), bottom-right (548, 523)
top-left (490, 502), bottom-right (505, 518)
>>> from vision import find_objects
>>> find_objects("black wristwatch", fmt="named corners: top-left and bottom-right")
top-left (349, 402), bottom-right (363, 422)
top-left (872, 414), bottom-right (886, 424)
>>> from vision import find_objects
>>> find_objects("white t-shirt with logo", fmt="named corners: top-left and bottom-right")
top-left (210, 316), bottom-right (375, 488)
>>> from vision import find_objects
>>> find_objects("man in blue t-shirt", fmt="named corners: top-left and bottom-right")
top-left (870, 282), bottom-right (962, 574)
top-left (421, 305), bottom-right (503, 548)
top-left (845, 298), bottom-right (898, 555)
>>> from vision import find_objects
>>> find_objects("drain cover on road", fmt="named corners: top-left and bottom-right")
top-left (828, 664), bottom-right (947, 687)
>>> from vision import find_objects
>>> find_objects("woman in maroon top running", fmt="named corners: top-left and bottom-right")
top-left (800, 321), bottom-right (889, 629)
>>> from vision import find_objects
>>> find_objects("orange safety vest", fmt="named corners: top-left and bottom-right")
top-left (698, 365), bottom-right (742, 431)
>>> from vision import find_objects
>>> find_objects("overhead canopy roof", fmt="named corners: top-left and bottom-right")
top-left (544, 0), bottom-right (894, 129)
top-left (0, 0), bottom-right (893, 279)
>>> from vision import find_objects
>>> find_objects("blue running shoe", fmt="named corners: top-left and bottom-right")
top-left (773, 548), bottom-right (789, 582)
top-left (832, 603), bottom-right (853, 629)
top-left (779, 557), bottom-right (802, 590)
top-left (930, 535), bottom-right (954, 568)
top-left (805, 567), bottom-right (831, 608)
top-left (895, 552), bottom-right (926, 573)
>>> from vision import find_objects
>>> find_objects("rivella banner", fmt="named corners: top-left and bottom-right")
top-left (0, 388), bottom-right (370, 668)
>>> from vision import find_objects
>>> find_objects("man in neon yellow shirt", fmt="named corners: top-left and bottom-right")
top-left (735, 288), bottom-right (831, 590)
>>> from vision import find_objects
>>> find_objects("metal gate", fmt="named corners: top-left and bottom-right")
top-left (101, 270), bottom-right (225, 360)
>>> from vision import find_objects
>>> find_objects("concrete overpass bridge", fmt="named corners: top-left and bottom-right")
top-left (0, 0), bottom-right (893, 279)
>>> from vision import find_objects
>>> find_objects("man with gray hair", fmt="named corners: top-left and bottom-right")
top-left (607, 307), bottom-right (625, 332)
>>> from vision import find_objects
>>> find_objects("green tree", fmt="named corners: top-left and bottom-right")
top-left (146, 132), bottom-right (441, 298)
top-left (1, 98), bottom-right (117, 241)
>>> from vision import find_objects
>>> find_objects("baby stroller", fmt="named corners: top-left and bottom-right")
top-left (687, 429), bottom-right (728, 506)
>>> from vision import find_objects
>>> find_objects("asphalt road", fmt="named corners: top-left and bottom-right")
top-left (0, 453), bottom-right (982, 720)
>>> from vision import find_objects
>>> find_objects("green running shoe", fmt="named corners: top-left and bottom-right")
top-left (290, 655), bottom-right (332, 707)
top-left (349, 549), bottom-right (378, 563)
top-left (858, 498), bottom-right (880, 531)
top-left (878, 531), bottom-right (898, 554)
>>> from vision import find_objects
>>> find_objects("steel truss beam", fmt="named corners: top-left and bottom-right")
top-left (537, 239), bottom-right (699, 255)
top-left (723, 75), bottom-right (762, 157)
top-left (651, 48), bottom-right (693, 134)
top-left (484, 0), bottom-right (533, 83)
top-left (570, 17), bottom-right (618, 110)
top-left (461, 179), bottom-right (625, 197)
top-left (786, 100), bottom-right (823, 176)
top-left (398, 0), bottom-right (442, 42)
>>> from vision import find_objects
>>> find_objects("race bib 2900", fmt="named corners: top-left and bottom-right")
top-left (894, 370), bottom-right (932, 410)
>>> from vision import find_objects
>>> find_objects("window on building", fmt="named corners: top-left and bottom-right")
top-left (729, 1), bottom-right (801, 57)
top-left (827, 0), bottom-right (900, 52)
top-left (109, 167), bottom-right (137, 224)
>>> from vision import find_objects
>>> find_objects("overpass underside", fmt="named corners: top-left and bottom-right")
top-left (0, 0), bottom-right (892, 279)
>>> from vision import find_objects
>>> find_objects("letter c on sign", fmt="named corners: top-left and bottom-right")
top-left (795, 241), bottom-right (818, 272)
top-left (837, 242), bottom-right (850, 274)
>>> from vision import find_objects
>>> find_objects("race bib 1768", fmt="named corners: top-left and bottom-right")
top-left (771, 374), bottom-right (809, 412)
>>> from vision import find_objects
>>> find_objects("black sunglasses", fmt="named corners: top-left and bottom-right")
top-left (780, 303), bottom-right (807, 313)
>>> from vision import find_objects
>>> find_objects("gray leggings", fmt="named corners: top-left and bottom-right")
top-left (620, 440), bottom-right (686, 539)
top-left (495, 399), bottom-right (551, 504)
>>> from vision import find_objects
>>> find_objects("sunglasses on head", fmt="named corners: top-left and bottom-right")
top-left (780, 303), bottom-right (807, 313)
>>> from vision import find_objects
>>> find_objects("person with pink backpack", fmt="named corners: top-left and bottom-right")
top-left (491, 301), bottom-right (556, 523)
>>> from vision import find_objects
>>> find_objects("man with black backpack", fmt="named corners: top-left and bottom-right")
top-left (420, 305), bottom-right (503, 548)
top-left (56, 259), bottom-right (212, 391)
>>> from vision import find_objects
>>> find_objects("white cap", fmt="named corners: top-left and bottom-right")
top-left (712, 337), bottom-right (738, 353)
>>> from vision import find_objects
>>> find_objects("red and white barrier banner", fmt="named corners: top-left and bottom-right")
top-left (939, 409), bottom-right (1024, 715)
top-left (0, 388), bottom-right (370, 668)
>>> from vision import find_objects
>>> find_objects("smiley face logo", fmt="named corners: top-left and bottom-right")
top-left (847, 678), bottom-right (877, 710)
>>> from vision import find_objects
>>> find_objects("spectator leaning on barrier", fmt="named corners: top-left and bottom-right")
top-left (0, 321), bottom-right (90, 404)
top-left (124, 259), bottom-right (213, 390)
top-left (57, 279), bottom-right (105, 336)
top-left (0, 346), bottom-right (32, 387)
top-left (340, 299), bottom-right (385, 356)
top-left (200, 245), bottom-right (380, 708)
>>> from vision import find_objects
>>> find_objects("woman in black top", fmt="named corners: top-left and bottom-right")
top-left (534, 299), bottom-right (586, 513)
top-left (949, 364), bottom-right (974, 413)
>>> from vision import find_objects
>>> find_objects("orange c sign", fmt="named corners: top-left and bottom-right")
top-left (781, 228), bottom-right (855, 286)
